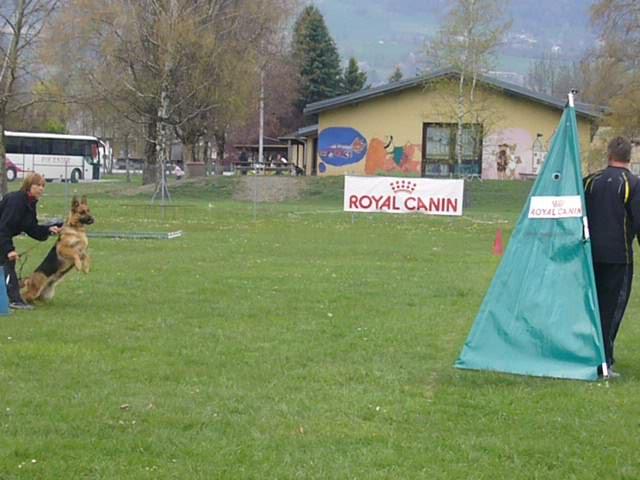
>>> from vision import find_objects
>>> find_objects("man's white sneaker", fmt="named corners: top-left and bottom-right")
top-left (9, 302), bottom-right (34, 311)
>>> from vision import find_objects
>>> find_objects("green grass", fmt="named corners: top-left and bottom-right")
top-left (0, 175), bottom-right (638, 479)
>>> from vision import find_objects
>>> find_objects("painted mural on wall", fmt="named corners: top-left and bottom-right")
top-left (365, 136), bottom-right (421, 175)
top-left (318, 127), bottom-right (368, 174)
top-left (482, 128), bottom-right (547, 180)
top-left (317, 127), bottom-right (420, 175)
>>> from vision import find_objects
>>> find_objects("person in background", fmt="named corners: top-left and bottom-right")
top-left (584, 137), bottom-right (640, 377)
top-left (0, 173), bottom-right (61, 310)
top-left (174, 163), bottom-right (184, 180)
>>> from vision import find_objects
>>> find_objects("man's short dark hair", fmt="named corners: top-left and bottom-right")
top-left (608, 136), bottom-right (632, 163)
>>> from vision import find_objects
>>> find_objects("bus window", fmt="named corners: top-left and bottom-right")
top-left (51, 139), bottom-right (68, 155)
top-left (69, 140), bottom-right (84, 156)
top-left (5, 136), bottom-right (20, 154)
top-left (22, 138), bottom-right (34, 154)
top-left (34, 139), bottom-right (51, 155)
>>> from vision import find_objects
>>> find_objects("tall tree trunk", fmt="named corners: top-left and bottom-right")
top-left (182, 141), bottom-right (194, 164)
top-left (203, 140), bottom-right (211, 175)
top-left (107, 137), bottom-right (114, 174)
top-left (124, 133), bottom-right (131, 183)
top-left (0, 116), bottom-right (7, 197)
top-left (456, 71), bottom-right (466, 167)
top-left (0, 0), bottom-right (26, 196)
top-left (143, 117), bottom-right (158, 185)
top-left (455, 0), bottom-right (476, 169)
top-left (156, 88), bottom-right (171, 185)
top-left (153, 0), bottom-right (177, 188)
top-left (215, 131), bottom-right (225, 176)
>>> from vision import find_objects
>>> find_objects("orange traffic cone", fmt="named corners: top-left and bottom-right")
top-left (492, 228), bottom-right (504, 256)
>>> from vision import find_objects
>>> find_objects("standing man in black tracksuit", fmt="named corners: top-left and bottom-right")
top-left (0, 173), bottom-right (61, 310)
top-left (584, 137), bottom-right (640, 376)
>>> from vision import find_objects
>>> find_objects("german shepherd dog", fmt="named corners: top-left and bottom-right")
top-left (21, 195), bottom-right (94, 303)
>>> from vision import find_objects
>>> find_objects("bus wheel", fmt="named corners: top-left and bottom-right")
top-left (6, 167), bottom-right (17, 182)
top-left (70, 169), bottom-right (82, 183)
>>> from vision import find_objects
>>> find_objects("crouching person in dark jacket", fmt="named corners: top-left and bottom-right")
top-left (0, 173), bottom-right (61, 310)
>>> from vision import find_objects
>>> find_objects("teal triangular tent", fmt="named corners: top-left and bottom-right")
top-left (456, 99), bottom-right (606, 381)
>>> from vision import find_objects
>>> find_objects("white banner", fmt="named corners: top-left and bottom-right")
top-left (528, 195), bottom-right (582, 219)
top-left (344, 176), bottom-right (464, 216)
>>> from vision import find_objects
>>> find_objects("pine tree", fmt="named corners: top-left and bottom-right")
top-left (388, 65), bottom-right (403, 82)
top-left (341, 57), bottom-right (368, 94)
top-left (292, 6), bottom-right (342, 111)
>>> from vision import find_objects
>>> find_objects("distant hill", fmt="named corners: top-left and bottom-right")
top-left (314, 0), bottom-right (595, 85)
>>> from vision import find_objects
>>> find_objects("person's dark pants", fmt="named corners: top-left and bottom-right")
top-left (593, 262), bottom-right (633, 367)
top-left (2, 260), bottom-right (23, 304)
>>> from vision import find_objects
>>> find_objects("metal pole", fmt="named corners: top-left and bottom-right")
top-left (64, 160), bottom-right (68, 207)
top-left (253, 68), bottom-right (265, 222)
top-left (124, 133), bottom-right (131, 183)
top-left (259, 69), bottom-right (265, 168)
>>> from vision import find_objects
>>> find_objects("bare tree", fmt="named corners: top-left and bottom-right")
top-left (53, 0), bottom-right (293, 187)
top-left (425, 0), bottom-right (511, 166)
top-left (0, 0), bottom-right (59, 195)
top-left (526, 53), bottom-right (562, 96)
top-left (526, 54), bottom-right (590, 100)
top-left (172, 0), bottom-right (293, 172)
top-left (591, 0), bottom-right (640, 138)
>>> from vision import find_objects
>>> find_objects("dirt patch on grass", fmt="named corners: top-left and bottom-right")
top-left (232, 177), bottom-right (309, 202)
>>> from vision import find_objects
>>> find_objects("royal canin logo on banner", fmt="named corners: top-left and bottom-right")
top-left (344, 176), bottom-right (464, 216)
top-left (528, 196), bottom-right (582, 219)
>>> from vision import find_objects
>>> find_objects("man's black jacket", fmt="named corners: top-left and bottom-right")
top-left (0, 191), bottom-right (50, 259)
top-left (584, 166), bottom-right (640, 264)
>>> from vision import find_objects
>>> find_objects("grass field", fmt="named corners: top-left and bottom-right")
top-left (1, 176), bottom-right (639, 479)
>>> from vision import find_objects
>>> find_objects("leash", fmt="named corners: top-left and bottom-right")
top-left (3, 249), bottom-right (33, 287)
top-left (8, 219), bottom-right (65, 284)
top-left (15, 231), bottom-right (62, 283)
top-left (16, 246), bottom-right (38, 283)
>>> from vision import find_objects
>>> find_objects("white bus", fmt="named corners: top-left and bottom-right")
top-left (4, 131), bottom-right (104, 182)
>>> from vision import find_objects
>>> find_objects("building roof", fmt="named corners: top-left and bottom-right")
top-left (280, 124), bottom-right (319, 141)
top-left (303, 68), bottom-right (604, 120)
top-left (278, 123), bottom-right (318, 142)
top-left (296, 124), bottom-right (319, 137)
top-left (234, 136), bottom-right (288, 149)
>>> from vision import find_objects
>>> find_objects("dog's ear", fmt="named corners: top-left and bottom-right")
top-left (80, 195), bottom-right (88, 205)
top-left (71, 196), bottom-right (79, 210)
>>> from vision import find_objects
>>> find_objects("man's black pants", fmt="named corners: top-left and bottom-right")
top-left (2, 260), bottom-right (22, 304)
top-left (593, 262), bottom-right (633, 367)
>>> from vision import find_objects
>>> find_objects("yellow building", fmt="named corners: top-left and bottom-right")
top-left (300, 68), bottom-right (603, 180)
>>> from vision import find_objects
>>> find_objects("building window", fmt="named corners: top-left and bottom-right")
top-left (422, 123), bottom-right (482, 177)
